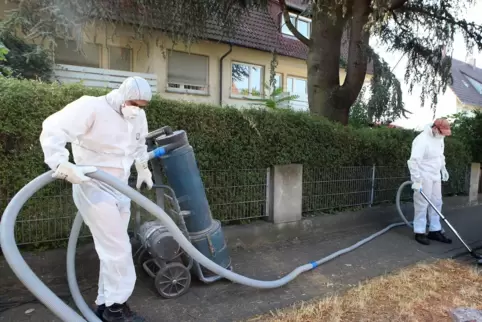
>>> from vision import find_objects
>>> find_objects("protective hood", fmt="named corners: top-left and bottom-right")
top-left (105, 76), bottom-right (153, 113)
top-left (422, 124), bottom-right (433, 135)
top-left (423, 123), bottom-right (444, 139)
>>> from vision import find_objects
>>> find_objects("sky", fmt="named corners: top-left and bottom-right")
top-left (370, 1), bottom-right (482, 130)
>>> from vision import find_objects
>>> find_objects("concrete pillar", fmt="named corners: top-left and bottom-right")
top-left (266, 164), bottom-right (303, 224)
top-left (469, 163), bottom-right (480, 204)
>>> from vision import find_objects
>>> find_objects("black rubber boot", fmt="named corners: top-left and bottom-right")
top-left (427, 230), bottom-right (452, 244)
top-left (415, 233), bottom-right (430, 245)
top-left (102, 303), bottom-right (146, 322)
top-left (95, 304), bottom-right (106, 321)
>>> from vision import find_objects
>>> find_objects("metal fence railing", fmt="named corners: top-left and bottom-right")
top-left (302, 165), bottom-right (471, 216)
top-left (1, 165), bottom-right (470, 246)
top-left (202, 169), bottom-right (267, 223)
top-left (1, 168), bottom-right (268, 246)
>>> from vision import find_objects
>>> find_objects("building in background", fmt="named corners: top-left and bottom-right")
top-left (438, 57), bottom-right (482, 117)
top-left (0, 1), bottom-right (373, 111)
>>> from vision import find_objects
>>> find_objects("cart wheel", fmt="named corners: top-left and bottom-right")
top-left (136, 248), bottom-right (150, 267)
top-left (154, 262), bottom-right (191, 298)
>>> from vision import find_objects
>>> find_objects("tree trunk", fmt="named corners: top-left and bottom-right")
top-left (307, 10), bottom-right (346, 122)
top-left (308, 1), bottom-right (371, 125)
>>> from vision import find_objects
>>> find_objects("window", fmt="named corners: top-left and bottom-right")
top-left (273, 73), bottom-right (283, 90)
top-left (287, 76), bottom-right (307, 96)
top-left (231, 62), bottom-right (264, 97)
top-left (54, 39), bottom-right (101, 68)
top-left (109, 47), bottom-right (132, 71)
top-left (465, 75), bottom-right (482, 94)
top-left (281, 12), bottom-right (312, 39)
top-left (167, 51), bottom-right (209, 94)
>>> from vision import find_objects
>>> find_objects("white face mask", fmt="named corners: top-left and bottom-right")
top-left (122, 105), bottom-right (140, 119)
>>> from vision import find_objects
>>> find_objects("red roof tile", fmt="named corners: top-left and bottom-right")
top-left (205, 2), bottom-right (373, 74)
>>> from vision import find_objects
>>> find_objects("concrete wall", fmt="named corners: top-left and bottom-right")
top-left (469, 163), bottom-right (481, 204)
top-left (266, 164), bottom-right (303, 224)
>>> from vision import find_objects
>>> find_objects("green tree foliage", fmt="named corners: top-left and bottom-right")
top-left (0, 30), bottom-right (53, 80)
top-left (451, 110), bottom-right (482, 163)
top-left (277, 0), bottom-right (482, 124)
top-left (0, 40), bottom-right (12, 76)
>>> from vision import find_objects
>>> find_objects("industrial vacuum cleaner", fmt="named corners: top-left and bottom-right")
top-left (133, 126), bottom-right (232, 298)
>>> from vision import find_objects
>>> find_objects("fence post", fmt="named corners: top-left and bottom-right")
top-left (369, 165), bottom-right (376, 207)
top-left (266, 164), bottom-right (303, 224)
top-left (469, 163), bottom-right (481, 204)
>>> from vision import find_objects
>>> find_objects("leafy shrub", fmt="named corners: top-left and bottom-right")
top-left (0, 32), bottom-right (54, 81)
top-left (451, 110), bottom-right (482, 163)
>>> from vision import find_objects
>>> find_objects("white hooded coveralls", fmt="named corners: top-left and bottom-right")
top-left (407, 124), bottom-right (447, 234)
top-left (39, 77), bottom-right (152, 307)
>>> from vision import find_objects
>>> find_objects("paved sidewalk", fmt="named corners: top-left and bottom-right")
top-left (0, 198), bottom-right (481, 322)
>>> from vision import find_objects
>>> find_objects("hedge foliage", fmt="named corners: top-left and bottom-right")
top-left (0, 77), bottom-right (473, 193)
top-left (451, 110), bottom-right (482, 163)
top-left (0, 77), bottom-right (473, 246)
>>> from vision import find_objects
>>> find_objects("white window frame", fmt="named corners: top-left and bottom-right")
top-left (166, 50), bottom-right (209, 95)
top-left (286, 75), bottom-right (309, 111)
top-left (231, 61), bottom-right (265, 98)
top-left (287, 75), bottom-right (308, 96)
top-left (281, 12), bottom-right (312, 39)
top-left (273, 73), bottom-right (283, 91)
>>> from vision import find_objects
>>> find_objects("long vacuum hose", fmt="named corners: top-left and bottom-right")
top-left (0, 171), bottom-right (414, 322)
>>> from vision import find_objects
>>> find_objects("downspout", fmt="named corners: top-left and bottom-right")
top-left (219, 43), bottom-right (233, 105)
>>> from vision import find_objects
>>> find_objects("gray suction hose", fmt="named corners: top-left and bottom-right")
top-left (0, 170), bottom-right (414, 322)
top-left (396, 180), bottom-right (414, 227)
top-left (0, 171), bottom-right (87, 322)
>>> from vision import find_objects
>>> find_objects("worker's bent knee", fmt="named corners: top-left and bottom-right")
top-left (100, 250), bottom-right (134, 264)
top-left (432, 198), bottom-right (443, 209)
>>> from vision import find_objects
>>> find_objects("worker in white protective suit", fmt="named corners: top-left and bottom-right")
top-left (39, 76), bottom-right (154, 322)
top-left (407, 118), bottom-right (453, 246)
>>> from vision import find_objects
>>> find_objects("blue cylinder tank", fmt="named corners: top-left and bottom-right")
top-left (155, 130), bottom-right (232, 277)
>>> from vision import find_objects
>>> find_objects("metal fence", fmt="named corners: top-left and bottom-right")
top-left (0, 165), bottom-right (470, 246)
top-left (302, 165), bottom-right (471, 215)
top-left (1, 168), bottom-right (267, 246)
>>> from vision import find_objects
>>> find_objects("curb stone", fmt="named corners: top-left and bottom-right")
top-left (451, 307), bottom-right (482, 322)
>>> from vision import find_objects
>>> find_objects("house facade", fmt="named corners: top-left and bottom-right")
top-left (436, 57), bottom-right (482, 118)
top-left (0, 1), bottom-right (373, 111)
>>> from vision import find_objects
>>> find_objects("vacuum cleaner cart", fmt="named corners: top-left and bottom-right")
top-left (134, 184), bottom-right (196, 299)
top-left (133, 126), bottom-right (231, 299)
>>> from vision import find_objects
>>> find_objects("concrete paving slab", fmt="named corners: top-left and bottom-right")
top-left (1, 202), bottom-right (481, 322)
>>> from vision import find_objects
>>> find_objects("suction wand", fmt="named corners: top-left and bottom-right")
top-left (419, 189), bottom-right (482, 264)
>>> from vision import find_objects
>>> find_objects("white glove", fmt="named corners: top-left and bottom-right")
top-left (411, 181), bottom-right (422, 192)
top-left (135, 159), bottom-right (153, 190)
top-left (441, 168), bottom-right (449, 182)
top-left (52, 161), bottom-right (97, 184)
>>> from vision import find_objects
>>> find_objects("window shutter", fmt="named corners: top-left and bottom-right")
top-left (167, 51), bottom-right (208, 86)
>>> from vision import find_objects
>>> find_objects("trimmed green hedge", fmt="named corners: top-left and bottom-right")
top-left (0, 78), bottom-right (472, 239)
top-left (451, 110), bottom-right (482, 164)
top-left (0, 77), bottom-right (472, 191)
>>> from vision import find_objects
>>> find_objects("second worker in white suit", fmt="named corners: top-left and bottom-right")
top-left (39, 76), bottom-right (154, 322)
top-left (407, 118), bottom-right (453, 246)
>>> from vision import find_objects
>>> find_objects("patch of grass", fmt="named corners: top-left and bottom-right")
top-left (248, 259), bottom-right (482, 322)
